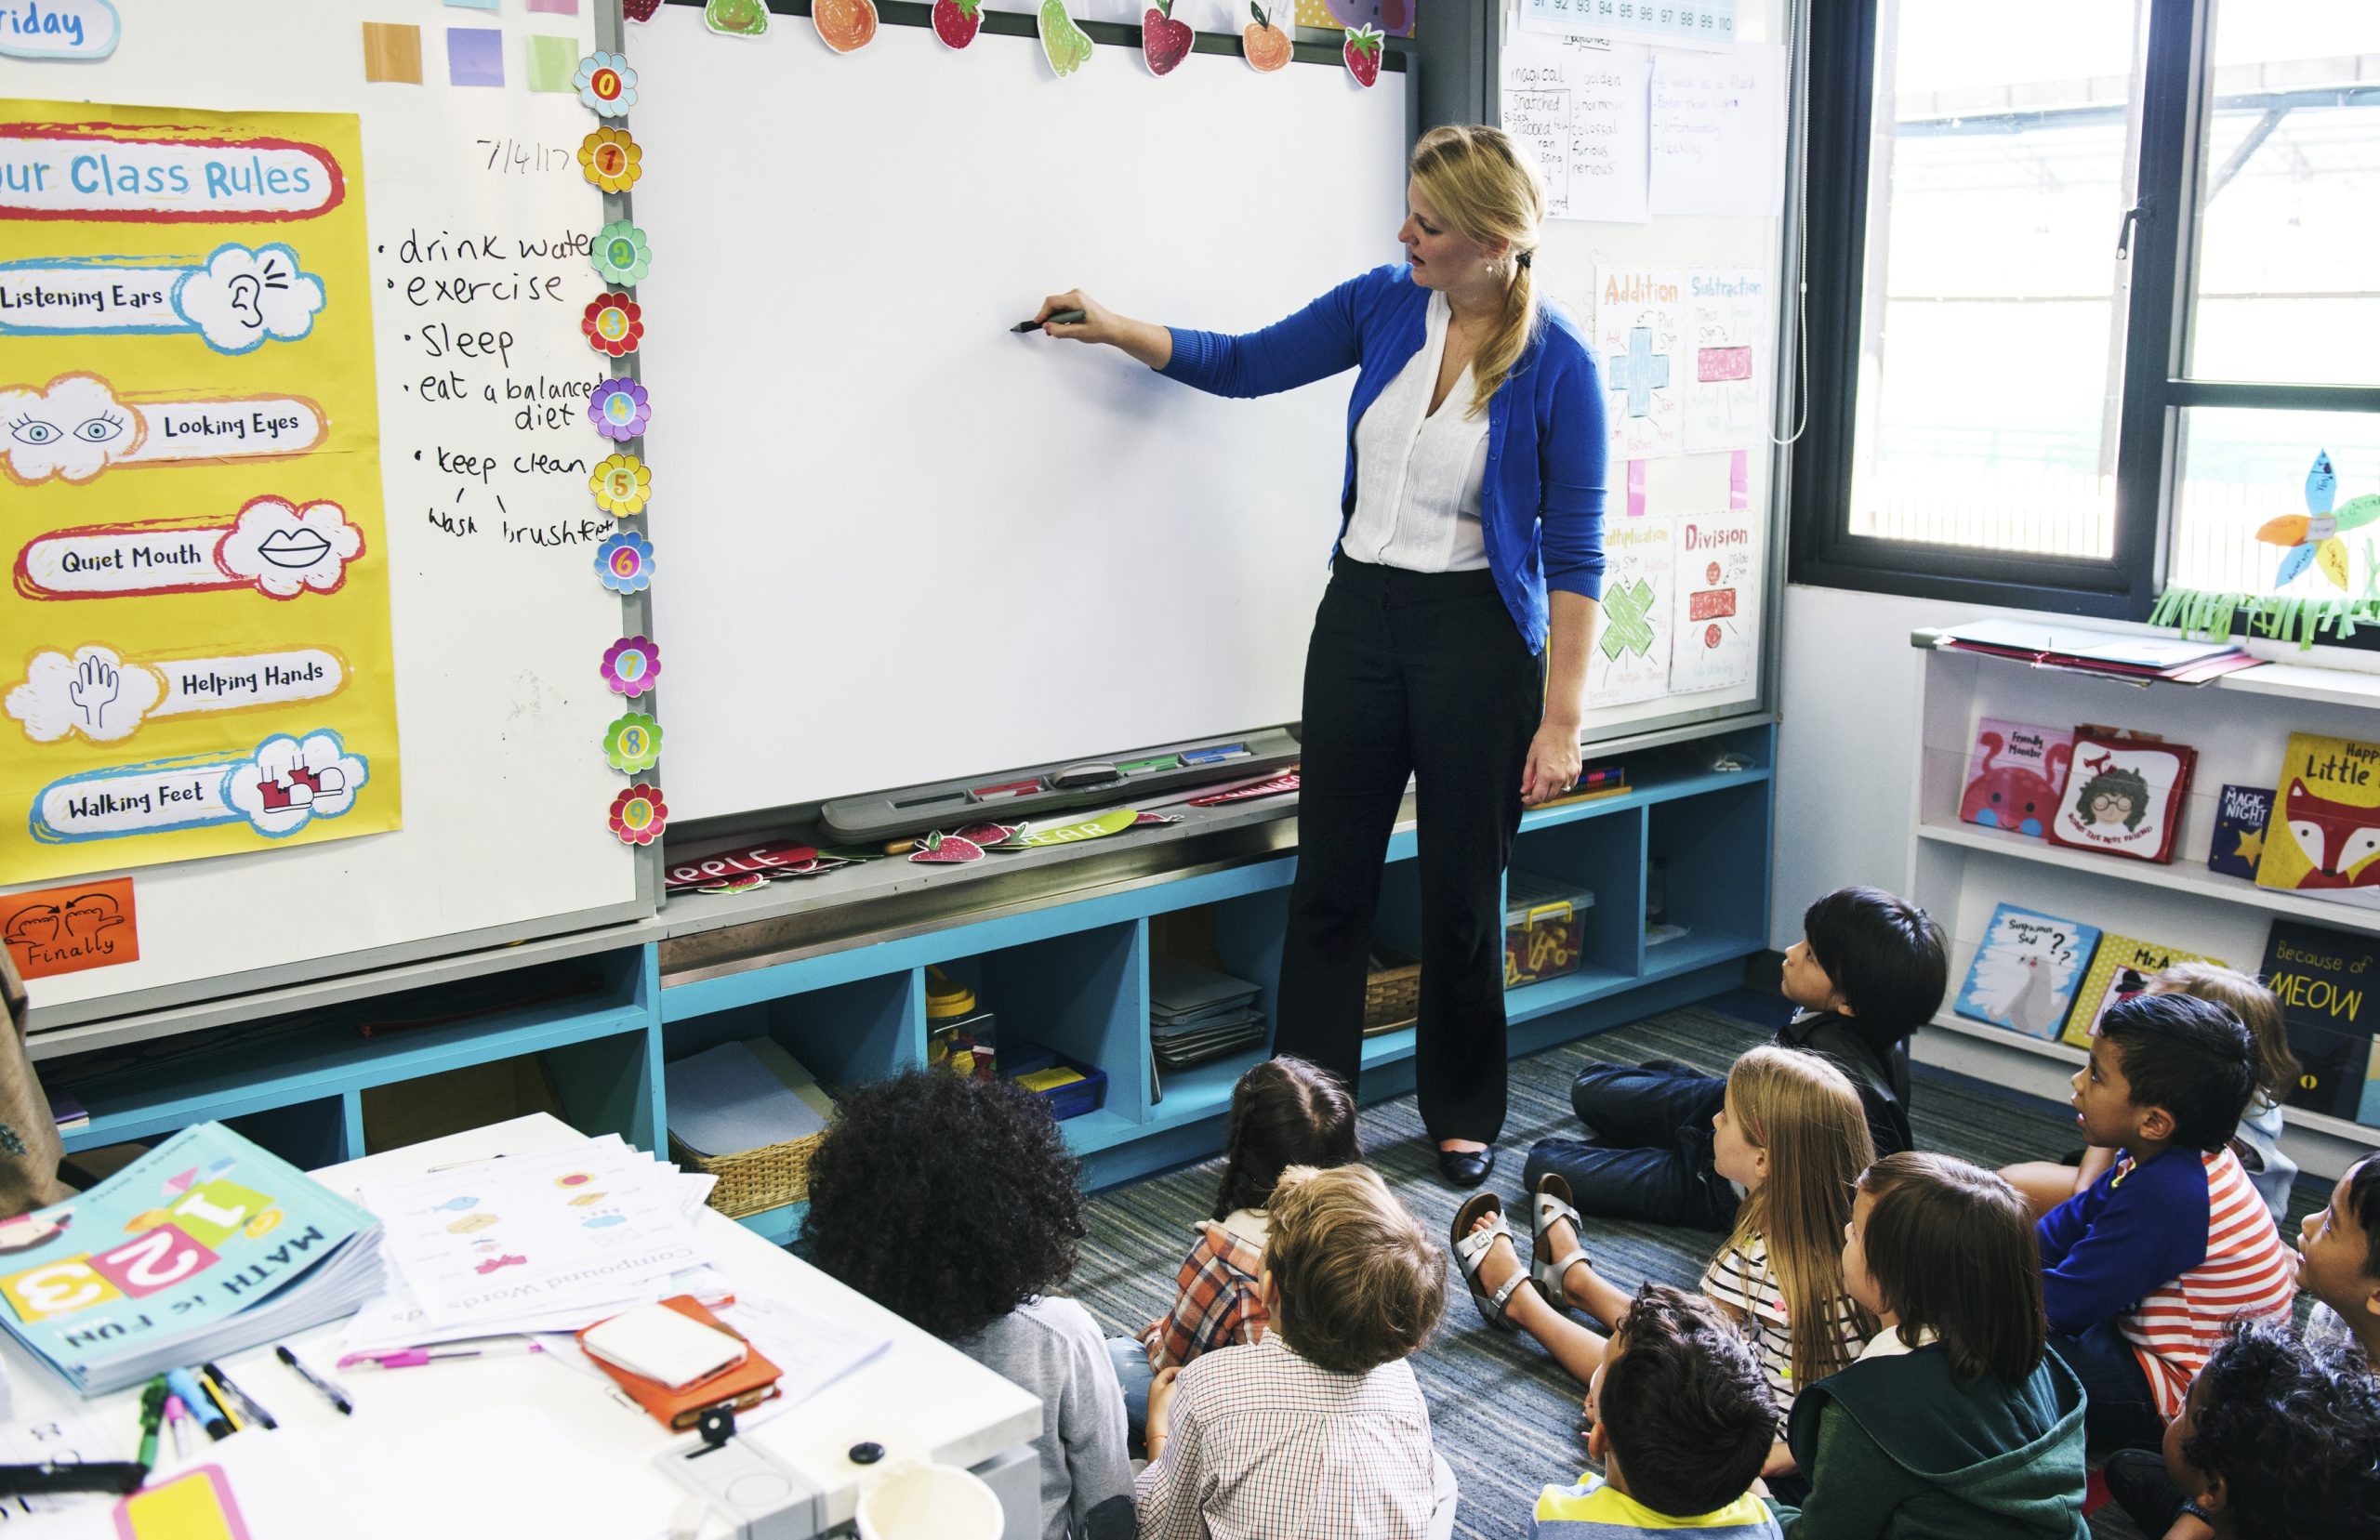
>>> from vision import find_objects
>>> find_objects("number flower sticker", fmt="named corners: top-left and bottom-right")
top-left (609, 783), bottom-right (668, 846)
top-left (590, 453), bottom-right (651, 516)
top-left (603, 712), bottom-right (664, 774)
top-left (595, 530), bottom-right (654, 594)
top-left (588, 377), bottom-right (650, 441)
top-left (577, 127), bottom-right (642, 192)
top-left (601, 635), bottom-right (661, 697)
top-left (583, 294), bottom-right (643, 357)
top-left (590, 222), bottom-right (653, 287)
top-left (575, 52), bottom-right (639, 117)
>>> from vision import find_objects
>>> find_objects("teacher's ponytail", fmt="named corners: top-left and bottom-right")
top-left (1408, 125), bottom-right (1548, 418)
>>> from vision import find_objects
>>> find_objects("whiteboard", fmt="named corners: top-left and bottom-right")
top-left (1, 0), bottom-right (643, 1025)
top-left (632, 9), bottom-right (1408, 819)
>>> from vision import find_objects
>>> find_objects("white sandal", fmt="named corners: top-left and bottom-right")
top-left (1531, 1173), bottom-right (1592, 1308)
top-left (1451, 1191), bottom-right (1536, 1333)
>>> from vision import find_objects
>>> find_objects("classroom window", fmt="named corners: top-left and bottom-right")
top-left (1792, 0), bottom-right (2380, 624)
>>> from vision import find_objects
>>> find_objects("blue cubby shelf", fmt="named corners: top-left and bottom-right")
top-left (40, 724), bottom-right (1775, 1244)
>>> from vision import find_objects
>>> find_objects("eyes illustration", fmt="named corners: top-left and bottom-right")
top-left (10, 414), bottom-right (126, 446)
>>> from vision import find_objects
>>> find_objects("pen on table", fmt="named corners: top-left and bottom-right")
top-left (275, 1344), bottom-right (353, 1415)
top-left (164, 1396), bottom-right (193, 1461)
top-left (135, 1376), bottom-right (167, 1469)
top-left (338, 1340), bottom-right (547, 1371)
top-left (0, 1461), bottom-right (150, 1497)
top-left (204, 1361), bottom-right (277, 1430)
top-left (1012, 308), bottom-right (1086, 333)
top-left (165, 1368), bottom-right (231, 1441)
top-left (194, 1365), bottom-right (244, 1433)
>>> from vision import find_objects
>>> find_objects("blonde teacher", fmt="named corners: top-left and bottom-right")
top-left (1033, 125), bottom-right (1606, 1189)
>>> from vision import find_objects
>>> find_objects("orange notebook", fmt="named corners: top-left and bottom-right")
top-left (577, 1295), bottom-right (783, 1430)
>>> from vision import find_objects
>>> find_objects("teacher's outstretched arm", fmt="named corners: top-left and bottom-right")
top-left (1030, 275), bottom-right (1368, 399)
top-left (1032, 290), bottom-right (1173, 370)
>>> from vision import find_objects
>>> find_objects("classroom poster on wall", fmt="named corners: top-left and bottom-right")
top-left (1499, 31), bottom-right (1649, 224)
top-left (1667, 510), bottom-right (1758, 694)
top-left (1647, 45), bottom-right (1786, 218)
top-left (0, 99), bottom-right (399, 885)
top-left (1585, 517), bottom-right (1674, 707)
top-left (1682, 268), bottom-right (1769, 454)
top-left (1595, 266), bottom-right (1684, 460)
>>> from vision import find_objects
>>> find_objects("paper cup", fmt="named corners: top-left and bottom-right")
top-left (853, 1462), bottom-right (1002, 1540)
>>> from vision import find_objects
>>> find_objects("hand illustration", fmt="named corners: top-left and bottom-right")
top-left (68, 654), bottom-right (120, 729)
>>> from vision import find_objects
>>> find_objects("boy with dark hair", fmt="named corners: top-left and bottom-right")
top-left (2037, 994), bottom-right (2296, 1454)
top-left (1530, 1283), bottom-right (1781, 1537)
top-left (1136, 1165), bottom-right (1450, 1539)
top-left (1526, 886), bottom-right (1947, 1231)
top-left (2159, 1318), bottom-right (2380, 1540)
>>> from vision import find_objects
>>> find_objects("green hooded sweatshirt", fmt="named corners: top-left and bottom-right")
top-left (1767, 1339), bottom-right (2088, 1540)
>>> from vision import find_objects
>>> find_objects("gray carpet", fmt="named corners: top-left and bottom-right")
top-left (1069, 993), bottom-right (2325, 1540)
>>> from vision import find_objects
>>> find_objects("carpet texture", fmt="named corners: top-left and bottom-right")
top-left (1069, 992), bottom-right (2324, 1540)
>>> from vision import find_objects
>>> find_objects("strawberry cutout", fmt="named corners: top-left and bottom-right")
top-left (1133, 810), bottom-right (1183, 827)
top-left (932, 0), bottom-right (982, 49)
top-left (1342, 24), bottom-right (1382, 88)
top-left (622, 0), bottom-right (662, 20)
top-left (910, 830), bottom-right (986, 864)
top-left (955, 821), bottom-right (1025, 846)
top-left (1143, 1), bottom-right (1194, 76)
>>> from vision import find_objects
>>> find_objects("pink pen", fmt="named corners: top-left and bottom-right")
top-left (337, 1340), bottom-right (547, 1371)
top-left (163, 1395), bottom-right (192, 1460)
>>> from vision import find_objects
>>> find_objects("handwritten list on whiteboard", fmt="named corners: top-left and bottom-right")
top-left (1501, 33), bottom-right (1650, 223)
top-left (1647, 44), bottom-right (1786, 217)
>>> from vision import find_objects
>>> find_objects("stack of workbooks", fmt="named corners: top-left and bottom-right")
top-left (0, 1123), bottom-right (384, 1394)
top-left (1150, 955), bottom-right (1266, 1071)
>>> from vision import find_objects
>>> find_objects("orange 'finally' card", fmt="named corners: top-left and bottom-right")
top-left (3, 876), bottom-right (138, 981)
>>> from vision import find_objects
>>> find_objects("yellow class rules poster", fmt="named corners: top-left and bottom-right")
top-left (0, 99), bottom-right (399, 884)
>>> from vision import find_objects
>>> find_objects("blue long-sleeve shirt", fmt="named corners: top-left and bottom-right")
top-left (2035, 1150), bottom-right (2209, 1337)
top-left (1157, 262), bottom-right (1606, 653)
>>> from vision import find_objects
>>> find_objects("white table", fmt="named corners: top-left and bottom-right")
top-left (1, 1115), bottom-right (1042, 1539)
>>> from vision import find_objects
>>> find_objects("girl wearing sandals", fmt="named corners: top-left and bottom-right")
top-left (1453, 1046), bottom-right (1876, 1502)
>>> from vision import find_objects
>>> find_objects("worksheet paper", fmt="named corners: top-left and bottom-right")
top-left (1501, 32), bottom-right (1651, 223)
top-left (1648, 44), bottom-right (1787, 217)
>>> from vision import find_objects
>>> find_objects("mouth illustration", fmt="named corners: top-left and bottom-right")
top-left (257, 528), bottom-right (333, 569)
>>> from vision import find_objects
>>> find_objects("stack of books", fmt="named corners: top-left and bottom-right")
top-left (1925, 620), bottom-right (2256, 685)
top-left (1150, 955), bottom-right (1266, 1071)
top-left (0, 1123), bottom-right (383, 1394)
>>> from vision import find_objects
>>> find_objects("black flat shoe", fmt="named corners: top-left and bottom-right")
top-left (1436, 1145), bottom-right (1496, 1188)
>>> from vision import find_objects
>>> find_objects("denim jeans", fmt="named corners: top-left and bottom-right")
top-left (1521, 1061), bottom-right (1740, 1233)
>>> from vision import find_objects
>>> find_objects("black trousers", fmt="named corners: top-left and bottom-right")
top-left (1271, 558), bottom-right (1542, 1143)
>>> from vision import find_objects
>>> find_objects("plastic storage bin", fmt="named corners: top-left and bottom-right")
top-left (1001, 1042), bottom-right (1107, 1121)
top-left (1503, 872), bottom-right (1596, 989)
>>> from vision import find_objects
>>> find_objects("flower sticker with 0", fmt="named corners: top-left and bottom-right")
top-left (575, 52), bottom-right (639, 116)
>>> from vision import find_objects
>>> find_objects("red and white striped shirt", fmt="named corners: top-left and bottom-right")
top-left (2118, 1148), bottom-right (2297, 1417)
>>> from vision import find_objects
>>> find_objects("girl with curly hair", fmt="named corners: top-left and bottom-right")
top-left (803, 1070), bottom-right (1130, 1540)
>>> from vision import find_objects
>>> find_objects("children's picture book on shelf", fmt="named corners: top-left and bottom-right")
top-left (2255, 733), bottom-right (2380, 909)
top-left (1954, 904), bottom-right (2102, 1042)
top-left (2207, 784), bottom-right (2275, 880)
top-left (2046, 728), bottom-right (2195, 864)
top-left (1959, 719), bottom-right (2074, 838)
top-left (2260, 918), bottom-right (2378, 1120)
top-left (2058, 934), bottom-right (2228, 1048)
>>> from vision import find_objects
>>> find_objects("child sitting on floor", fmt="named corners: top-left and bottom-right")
top-left (804, 1070), bottom-right (1132, 1540)
top-left (2153, 1318), bottom-right (2380, 1540)
top-left (1527, 887), bottom-right (1944, 1232)
top-left (1770, 1152), bottom-right (2086, 1539)
top-left (2297, 1151), bottom-right (2380, 1367)
top-left (2003, 962), bottom-right (2299, 1223)
top-left (1137, 1164), bottom-right (1448, 1540)
top-left (2034, 993), bottom-right (2296, 1456)
top-left (1530, 1284), bottom-right (1781, 1538)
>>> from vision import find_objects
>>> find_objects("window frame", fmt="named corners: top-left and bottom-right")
top-left (1789, 0), bottom-right (2380, 621)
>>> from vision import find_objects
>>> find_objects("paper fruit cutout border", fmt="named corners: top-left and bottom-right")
top-left (603, 712), bottom-right (663, 774)
top-left (909, 830), bottom-right (986, 864)
top-left (601, 635), bottom-right (661, 697)
top-left (623, 0), bottom-right (662, 19)
top-left (1144, 1), bottom-right (1193, 75)
top-left (608, 783), bottom-right (668, 847)
top-left (2256, 452), bottom-right (2380, 593)
top-left (590, 453), bottom-right (651, 517)
top-left (590, 222), bottom-right (653, 287)
top-left (595, 530), bottom-right (654, 594)
top-left (588, 377), bottom-right (651, 441)
top-left (1244, 5), bottom-right (1291, 71)
top-left (813, 0), bottom-right (879, 53)
top-left (705, 0), bottom-right (770, 38)
top-left (577, 128), bottom-right (642, 193)
top-left (583, 294), bottom-right (643, 358)
top-left (933, 0), bottom-right (982, 49)
top-left (1342, 24), bottom-right (1382, 86)
top-left (1040, 1), bottom-right (1093, 75)
top-left (575, 53), bottom-right (638, 117)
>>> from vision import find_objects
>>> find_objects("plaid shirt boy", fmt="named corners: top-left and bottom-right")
top-left (1142, 1220), bottom-right (1269, 1370)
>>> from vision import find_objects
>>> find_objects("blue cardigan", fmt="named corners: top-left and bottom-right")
top-left (1158, 262), bottom-right (1607, 653)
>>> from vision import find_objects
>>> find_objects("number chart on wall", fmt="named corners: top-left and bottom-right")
top-left (0, 0), bottom-right (643, 1025)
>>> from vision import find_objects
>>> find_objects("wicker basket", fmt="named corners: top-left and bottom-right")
top-left (668, 1127), bottom-right (826, 1219)
top-left (1363, 954), bottom-right (1421, 1037)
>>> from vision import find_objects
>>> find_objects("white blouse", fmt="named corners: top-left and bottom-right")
top-left (1342, 290), bottom-right (1491, 573)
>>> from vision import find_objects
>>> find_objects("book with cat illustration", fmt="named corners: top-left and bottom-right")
top-left (2259, 918), bottom-right (2378, 1118)
top-left (2057, 934), bottom-right (2228, 1049)
top-left (2045, 728), bottom-right (2195, 864)
top-left (1953, 904), bottom-right (2102, 1042)
top-left (2254, 733), bottom-right (2380, 910)
top-left (1959, 720), bottom-right (2074, 839)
